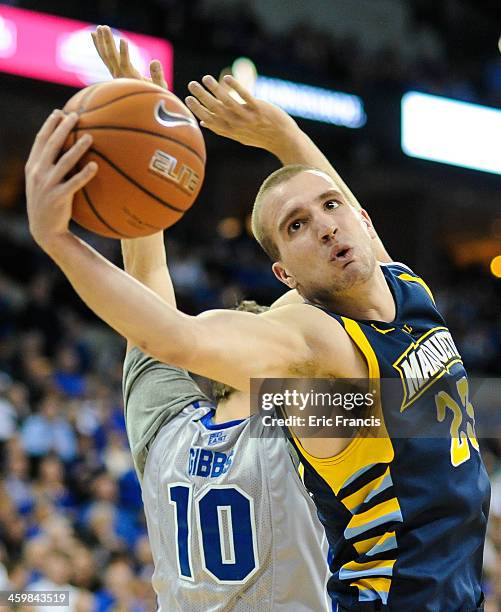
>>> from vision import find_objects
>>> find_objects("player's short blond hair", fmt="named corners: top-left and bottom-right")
top-left (251, 164), bottom-right (332, 261)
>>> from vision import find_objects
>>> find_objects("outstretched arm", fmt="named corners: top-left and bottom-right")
top-left (186, 75), bottom-right (353, 201)
top-left (92, 28), bottom-right (213, 468)
top-left (92, 25), bottom-right (175, 351)
top-left (186, 75), bottom-right (391, 263)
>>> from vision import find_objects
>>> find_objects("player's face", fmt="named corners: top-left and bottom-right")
top-left (266, 171), bottom-right (377, 301)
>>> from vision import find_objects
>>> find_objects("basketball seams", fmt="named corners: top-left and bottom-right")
top-left (80, 187), bottom-right (132, 238)
top-left (74, 125), bottom-right (206, 164)
top-left (77, 84), bottom-right (102, 113)
top-left (78, 89), bottom-right (168, 115)
top-left (64, 81), bottom-right (204, 237)
top-left (88, 148), bottom-right (186, 213)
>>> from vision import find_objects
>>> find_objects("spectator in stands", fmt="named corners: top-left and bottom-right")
top-left (21, 391), bottom-right (77, 462)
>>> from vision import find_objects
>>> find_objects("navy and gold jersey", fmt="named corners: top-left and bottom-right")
top-left (289, 262), bottom-right (490, 612)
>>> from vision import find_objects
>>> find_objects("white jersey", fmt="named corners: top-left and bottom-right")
top-left (123, 349), bottom-right (331, 611)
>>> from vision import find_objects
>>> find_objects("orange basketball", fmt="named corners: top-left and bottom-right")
top-left (63, 78), bottom-right (206, 238)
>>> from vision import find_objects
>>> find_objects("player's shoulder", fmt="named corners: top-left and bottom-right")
top-left (380, 260), bottom-right (417, 275)
top-left (382, 260), bottom-right (435, 302)
top-left (261, 302), bottom-right (356, 374)
top-left (261, 301), bottom-right (345, 334)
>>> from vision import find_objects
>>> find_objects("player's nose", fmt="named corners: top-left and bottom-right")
top-left (316, 216), bottom-right (338, 243)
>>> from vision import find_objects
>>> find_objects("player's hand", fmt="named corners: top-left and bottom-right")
top-left (92, 24), bottom-right (168, 89)
top-left (25, 110), bottom-right (97, 250)
top-left (185, 74), bottom-right (297, 153)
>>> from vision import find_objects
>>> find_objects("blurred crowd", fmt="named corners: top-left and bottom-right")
top-left (8, 0), bottom-right (501, 106)
top-left (0, 227), bottom-right (500, 610)
top-left (0, 262), bottom-right (155, 610)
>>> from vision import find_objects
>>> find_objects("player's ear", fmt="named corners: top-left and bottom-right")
top-left (272, 262), bottom-right (297, 289)
top-left (360, 209), bottom-right (377, 239)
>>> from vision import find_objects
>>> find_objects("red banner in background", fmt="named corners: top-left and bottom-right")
top-left (0, 4), bottom-right (173, 88)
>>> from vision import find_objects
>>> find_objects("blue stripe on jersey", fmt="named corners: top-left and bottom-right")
top-left (365, 534), bottom-right (398, 556)
top-left (340, 463), bottom-right (378, 490)
top-left (343, 510), bottom-right (403, 540)
top-left (339, 565), bottom-right (394, 580)
top-left (359, 588), bottom-right (389, 604)
top-left (199, 410), bottom-right (246, 430)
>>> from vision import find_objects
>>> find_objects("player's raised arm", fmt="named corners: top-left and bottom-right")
top-left (27, 241), bottom-right (315, 394)
top-left (186, 74), bottom-right (390, 264)
top-left (120, 233), bottom-right (176, 347)
top-left (185, 75), bottom-right (354, 198)
top-left (91, 25), bottom-right (177, 348)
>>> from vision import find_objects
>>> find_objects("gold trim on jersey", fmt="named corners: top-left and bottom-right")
top-left (342, 467), bottom-right (392, 513)
top-left (353, 530), bottom-right (397, 556)
top-left (397, 272), bottom-right (435, 303)
top-left (341, 317), bottom-right (380, 380)
top-left (350, 577), bottom-right (391, 604)
top-left (344, 498), bottom-right (402, 540)
top-left (287, 316), bottom-right (384, 470)
top-left (371, 324), bottom-right (396, 335)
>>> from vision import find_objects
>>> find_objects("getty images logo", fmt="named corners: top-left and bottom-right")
top-left (154, 100), bottom-right (197, 128)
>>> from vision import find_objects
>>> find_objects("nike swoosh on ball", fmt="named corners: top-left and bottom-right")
top-left (155, 100), bottom-right (196, 127)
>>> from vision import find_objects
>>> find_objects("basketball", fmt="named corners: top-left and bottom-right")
top-left (62, 78), bottom-right (206, 238)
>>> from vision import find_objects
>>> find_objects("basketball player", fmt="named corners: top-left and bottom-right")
top-left (25, 40), bottom-right (490, 612)
top-left (123, 294), bottom-right (330, 610)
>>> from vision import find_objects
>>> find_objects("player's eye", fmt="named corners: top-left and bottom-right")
top-left (324, 200), bottom-right (340, 211)
top-left (289, 220), bottom-right (304, 233)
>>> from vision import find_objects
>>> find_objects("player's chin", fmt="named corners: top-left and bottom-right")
top-left (340, 259), bottom-right (368, 287)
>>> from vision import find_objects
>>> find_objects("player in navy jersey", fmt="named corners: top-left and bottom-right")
top-left (26, 30), bottom-right (490, 612)
top-left (184, 78), bottom-right (491, 611)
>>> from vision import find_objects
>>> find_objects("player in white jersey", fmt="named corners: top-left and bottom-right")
top-left (123, 303), bottom-right (330, 611)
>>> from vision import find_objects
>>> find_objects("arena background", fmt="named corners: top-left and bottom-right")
top-left (0, 0), bottom-right (500, 610)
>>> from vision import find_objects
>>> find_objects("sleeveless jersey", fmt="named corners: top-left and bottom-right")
top-left (141, 401), bottom-right (331, 611)
top-left (288, 262), bottom-right (490, 611)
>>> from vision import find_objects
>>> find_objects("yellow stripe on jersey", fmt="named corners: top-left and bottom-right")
top-left (353, 530), bottom-right (397, 556)
top-left (397, 273), bottom-right (435, 303)
top-left (341, 467), bottom-right (392, 513)
top-left (288, 318), bottom-right (392, 492)
top-left (345, 498), bottom-right (402, 541)
top-left (340, 317), bottom-right (380, 379)
top-left (371, 324), bottom-right (396, 335)
top-left (350, 577), bottom-right (391, 604)
top-left (340, 558), bottom-right (395, 579)
top-left (289, 436), bottom-right (395, 496)
top-left (288, 317), bottom-right (402, 605)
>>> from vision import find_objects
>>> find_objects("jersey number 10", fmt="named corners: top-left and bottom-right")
top-left (168, 483), bottom-right (259, 584)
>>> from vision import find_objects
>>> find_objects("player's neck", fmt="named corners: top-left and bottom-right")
top-left (214, 391), bottom-right (249, 424)
top-left (312, 264), bottom-right (396, 322)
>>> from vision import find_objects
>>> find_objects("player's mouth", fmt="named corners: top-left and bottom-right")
top-left (330, 245), bottom-right (354, 266)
